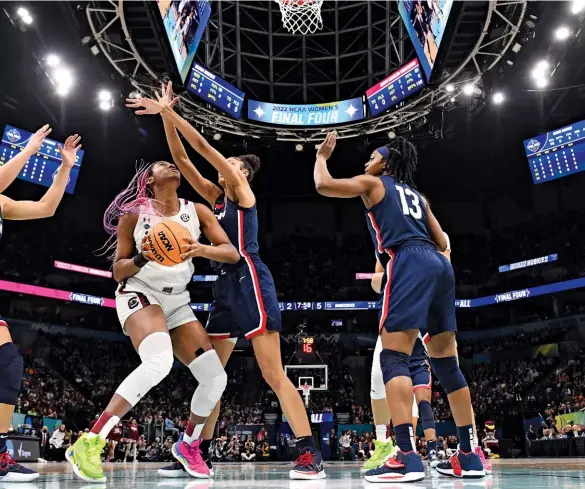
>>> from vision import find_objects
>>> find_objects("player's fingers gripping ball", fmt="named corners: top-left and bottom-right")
top-left (180, 236), bottom-right (205, 261)
top-left (146, 221), bottom-right (192, 266)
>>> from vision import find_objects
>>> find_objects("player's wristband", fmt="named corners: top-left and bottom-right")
top-left (133, 253), bottom-right (149, 268)
top-left (443, 232), bottom-right (451, 252)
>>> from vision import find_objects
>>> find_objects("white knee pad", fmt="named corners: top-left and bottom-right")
top-left (371, 336), bottom-right (386, 400)
top-left (116, 332), bottom-right (174, 407)
top-left (188, 349), bottom-right (227, 417)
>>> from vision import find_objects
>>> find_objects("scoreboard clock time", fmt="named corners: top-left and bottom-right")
top-left (297, 335), bottom-right (317, 363)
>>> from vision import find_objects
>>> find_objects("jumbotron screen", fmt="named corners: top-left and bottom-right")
top-left (0, 125), bottom-right (85, 194)
top-left (157, 0), bottom-right (211, 83)
top-left (523, 119), bottom-right (585, 184)
top-left (398, 0), bottom-right (455, 79)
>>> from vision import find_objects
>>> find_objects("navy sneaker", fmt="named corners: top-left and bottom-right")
top-left (0, 451), bottom-right (40, 482)
top-left (158, 461), bottom-right (189, 478)
top-left (435, 450), bottom-right (485, 478)
top-left (363, 450), bottom-right (425, 483)
top-left (289, 447), bottom-right (326, 480)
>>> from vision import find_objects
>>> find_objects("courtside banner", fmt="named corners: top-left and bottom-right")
top-left (498, 254), bottom-right (558, 273)
top-left (247, 97), bottom-right (364, 126)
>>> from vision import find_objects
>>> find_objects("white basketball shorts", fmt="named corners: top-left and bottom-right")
top-left (115, 278), bottom-right (197, 334)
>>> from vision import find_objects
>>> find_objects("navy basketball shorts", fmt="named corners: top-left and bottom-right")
top-left (377, 243), bottom-right (457, 336)
top-left (206, 259), bottom-right (282, 340)
top-left (410, 358), bottom-right (432, 390)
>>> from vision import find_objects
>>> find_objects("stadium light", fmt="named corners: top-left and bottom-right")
top-left (531, 60), bottom-right (550, 79)
top-left (462, 83), bottom-right (475, 96)
top-left (99, 101), bottom-right (112, 111)
top-left (450, 96), bottom-right (456, 103)
top-left (17, 7), bottom-right (33, 24)
top-left (53, 67), bottom-right (74, 96)
top-left (98, 90), bottom-right (112, 102)
top-left (295, 143), bottom-right (304, 152)
top-left (535, 77), bottom-right (549, 89)
top-left (45, 54), bottom-right (60, 67)
top-left (213, 132), bottom-right (222, 141)
top-left (387, 131), bottom-right (396, 139)
top-left (493, 92), bottom-right (505, 105)
top-left (571, 0), bottom-right (585, 14)
top-left (445, 84), bottom-right (455, 93)
top-left (554, 26), bottom-right (571, 41)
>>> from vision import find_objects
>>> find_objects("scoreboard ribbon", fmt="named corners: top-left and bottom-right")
top-left (247, 98), bottom-right (364, 126)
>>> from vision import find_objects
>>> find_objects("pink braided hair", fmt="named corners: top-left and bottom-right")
top-left (100, 162), bottom-right (155, 258)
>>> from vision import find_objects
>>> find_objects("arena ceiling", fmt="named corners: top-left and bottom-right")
top-left (85, 0), bottom-right (527, 142)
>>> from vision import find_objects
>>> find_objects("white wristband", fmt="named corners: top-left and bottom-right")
top-left (443, 232), bottom-right (451, 252)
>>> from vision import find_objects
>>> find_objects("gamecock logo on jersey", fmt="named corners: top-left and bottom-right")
top-left (527, 139), bottom-right (541, 153)
top-left (7, 129), bottom-right (21, 143)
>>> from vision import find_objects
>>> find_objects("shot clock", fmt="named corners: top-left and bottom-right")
top-left (297, 335), bottom-right (317, 363)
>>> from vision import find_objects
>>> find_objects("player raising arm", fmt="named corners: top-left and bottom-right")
top-left (315, 132), bottom-right (483, 482)
top-left (0, 125), bottom-right (53, 193)
top-left (127, 83), bottom-right (327, 480)
top-left (0, 132), bottom-right (80, 482)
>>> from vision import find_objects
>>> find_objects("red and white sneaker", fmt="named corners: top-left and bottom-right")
top-left (475, 446), bottom-right (492, 475)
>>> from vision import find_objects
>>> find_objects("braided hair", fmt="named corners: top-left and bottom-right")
top-left (382, 137), bottom-right (418, 189)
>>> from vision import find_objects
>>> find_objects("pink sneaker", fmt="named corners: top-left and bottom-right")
top-left (475, 446), bottom-right (492, 475)
top-left (172, 440), bottom-right (211, 479)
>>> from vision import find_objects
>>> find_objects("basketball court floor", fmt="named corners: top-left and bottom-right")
top-left (12, 459), bottom-right (584, 489)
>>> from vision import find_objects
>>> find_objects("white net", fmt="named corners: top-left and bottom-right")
top-left (275, 0), bottom-right (324, 35)
top-left (301, 384), bottom-right (312, 408)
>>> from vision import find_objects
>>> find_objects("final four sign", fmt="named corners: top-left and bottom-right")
top-left (247, 97), bottom-right (364, 126)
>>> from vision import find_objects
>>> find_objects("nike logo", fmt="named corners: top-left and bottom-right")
top-left (239, 276), bottom-right (246, 282)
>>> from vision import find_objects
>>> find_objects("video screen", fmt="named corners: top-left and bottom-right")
top-left (398, 0), bottom-right (455, 79)
top-left (157, 0), bottom-right (212, 82)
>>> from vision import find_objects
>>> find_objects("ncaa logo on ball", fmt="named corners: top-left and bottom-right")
top-left (181, 213), bottom-right (190, 222)
top-left (7, 128), bottom-right (21, 143)
top-left (527, 139), bottom-right (541, 153)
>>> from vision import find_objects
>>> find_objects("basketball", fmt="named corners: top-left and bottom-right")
top-left (146, 221), bottom-right (191, 266)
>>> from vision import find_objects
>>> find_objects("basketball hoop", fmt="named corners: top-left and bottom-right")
top-left (275, 0), bottom-right (324, 35)
top-left (301, 384), bottom-right (312, 408)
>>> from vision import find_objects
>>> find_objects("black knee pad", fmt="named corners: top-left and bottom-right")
top-left (0, 342), bottom-right (23, 405)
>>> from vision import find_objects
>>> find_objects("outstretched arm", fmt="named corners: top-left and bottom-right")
top-left (314, 132), bottom-right (378, 198)
top-left (162, 118), bottom-right (222, 206)
top-left (0, 125), bottom-right (52, 193)
top-left (0, 134), bottom-right (81, 220)
top-left (180, 204), bottom-right (240, 264)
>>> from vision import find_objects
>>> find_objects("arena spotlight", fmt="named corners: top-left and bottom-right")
top-left (53, 68), bottom-right (74, 96)
top-left (98, 90), bottom-right (112, 102)
top-left (213, 132), bottom-right (222, 141)
top-left (535, 77), bottom-right (549, 88)
top-left (295, 143), bottom-right (304, 152)
top-left (388, 131), bottom-right (397, 139)
top-left (99, 101), bottom-right (112, 111)
top-left (571, 0), bottom-right (585, 14)
top-left (450, 97), bottom-right (456, 103)
top-left (531, 60), bottom-right (550, 79)
top-left (16, 7), bottom-right (33, 24)
top-left (45, 54), bottom-right (60, 68)
top-left (554, 26), bottom-right (572, 41)
top-left (493, 92), bottom-right (505, 105)
top-left (445, 84), bottom-right (455, 93)
top-left (462, 84), bottom-right (475, 96)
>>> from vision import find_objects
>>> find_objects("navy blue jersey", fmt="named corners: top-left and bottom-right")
top-left (365, 175), bottom-right (434, 264)
top-left (211, 194), bottom-right (260, 270)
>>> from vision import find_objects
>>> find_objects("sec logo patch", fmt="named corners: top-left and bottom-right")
top-left (181, 214), bottom-right (190, 222)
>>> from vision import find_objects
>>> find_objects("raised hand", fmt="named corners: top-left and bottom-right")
top-left (58, 134), bottom-right (82, 169)
top-left (25, 124), bottom-right (52, 155)
top-left (180, 236), bottom-right (206, 261)
top-left (126, 82), bottom-right (179, 115)
top-left (317, 131), bottom-right (337, 160)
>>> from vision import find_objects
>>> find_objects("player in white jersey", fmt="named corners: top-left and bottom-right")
top-left (66, 161), bottom-right (240, 483)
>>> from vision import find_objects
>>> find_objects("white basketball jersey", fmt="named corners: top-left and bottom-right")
top-left (132, 199), bottom-right (201, 293)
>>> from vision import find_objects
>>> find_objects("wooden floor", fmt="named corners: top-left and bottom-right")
top-left (8, 459), bottom-right (585, 488)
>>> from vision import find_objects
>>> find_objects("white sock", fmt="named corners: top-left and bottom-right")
top-left (183, 423), bottom-right (204, 444)
top-left (88, 414), bottom-right (120, 440)
top-left (376, 425), bottom-right (387, 443)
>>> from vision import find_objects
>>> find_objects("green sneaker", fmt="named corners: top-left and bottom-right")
top-left (66, 433), bottom-right (107, 483)
top-left (363, 439), bottom-right (397, 471)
